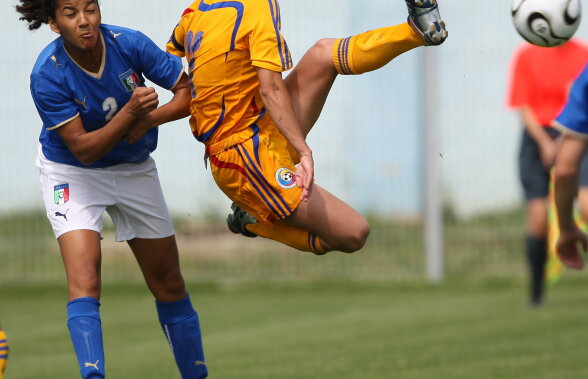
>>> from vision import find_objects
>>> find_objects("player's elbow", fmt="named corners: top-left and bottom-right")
top-left (258, 80), bottom-right (280, 101)
top-left (72, 150), bottom-right (99, 166)
top-left (257, 69), bottom-right (283, 100)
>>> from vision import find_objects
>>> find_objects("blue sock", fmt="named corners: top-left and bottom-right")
top-left (67, 297), bottom-right (105, 379)
top-left (156, 294), bottom-right (207, 378)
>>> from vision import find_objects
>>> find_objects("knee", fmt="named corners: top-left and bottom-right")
top-left (339, 220), bottom-right (370, 253)
top-left (310, 38), bottom-right (337, 65)
top-left (68, 274), bottom-right (100, 299)
top-left (149, 268), bottom-right (186, 300)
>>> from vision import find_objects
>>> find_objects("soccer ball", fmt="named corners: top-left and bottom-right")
top-left (512, 0), bottom-right (582, 47)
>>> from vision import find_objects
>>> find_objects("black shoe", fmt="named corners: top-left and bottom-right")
top-left (226, 203), bottom-right (258, 238)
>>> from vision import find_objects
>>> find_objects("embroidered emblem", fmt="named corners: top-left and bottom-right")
top-left (119, 69), bottom-right (140, 92)
top-left (53, 183), bottom-right (69, 205)
top-left (275, 168), bottom-right (297, 189)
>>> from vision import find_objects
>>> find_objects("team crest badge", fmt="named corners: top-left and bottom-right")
top-left (54, 184), bottom-right (70, 205)
top-left (275, 168), bottom-right (297, 189)
top-left (119, 69), bottom-right (140, 92)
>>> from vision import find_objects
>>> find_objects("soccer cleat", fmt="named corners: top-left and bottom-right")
top-left (226, 203), bottom-right (258, 238)
top-left (405, 0), bottom-right (448, 46)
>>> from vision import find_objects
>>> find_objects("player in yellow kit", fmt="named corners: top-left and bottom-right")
top-left (167, 0), bottom-right (447, 254)
top-left (0, 324), bottom-right (7, 379)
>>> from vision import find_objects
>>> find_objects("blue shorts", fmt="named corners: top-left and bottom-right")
top-left (519, 127), bottom-right (588, 200)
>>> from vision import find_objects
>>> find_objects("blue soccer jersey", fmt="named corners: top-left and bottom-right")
top-left (555, 63), bottom-right (588, 138)
top-left (31, 24), bottom-right (183, 168)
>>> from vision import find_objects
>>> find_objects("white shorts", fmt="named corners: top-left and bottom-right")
top-left (36, 147), bottom-right (174, 241)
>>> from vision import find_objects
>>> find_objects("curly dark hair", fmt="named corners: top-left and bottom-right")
top-left (16, 1), bottom-right (101, 31)
top-left (16, 0), bottom-right (58, 30)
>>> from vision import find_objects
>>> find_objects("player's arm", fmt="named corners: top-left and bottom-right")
top-left (256, 67), bottom-right (314, 201)
top-left (124, 73), bottom-right (191, 144)
top-left (57, 87), bottom-right (159, 166)
top-left (554, 135), bottom-right (588, 268)
top-left (555, 136), bottom-right (587, 230)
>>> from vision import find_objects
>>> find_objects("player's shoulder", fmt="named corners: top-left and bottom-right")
top-left (101, 24), bottom-right (147, 45)
top-left (31, 38), bottom-right (68, 82)
top-left (564, 38), bottom-right (588, 50)
top-left (246, 0), bottom-right (274, 11)
top-left (511, 42), bottom-right (535, 63)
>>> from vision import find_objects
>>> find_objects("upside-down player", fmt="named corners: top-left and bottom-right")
top-left (166, 0), bottom-right (447, 254)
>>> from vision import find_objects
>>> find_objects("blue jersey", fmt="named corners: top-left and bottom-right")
top-left (31, 24), bottom-right (183, 168)
top-left (555, 63), bottom-right (588, 137)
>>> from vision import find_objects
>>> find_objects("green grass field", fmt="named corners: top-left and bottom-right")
top-left (2, 276), bottom-right (588, 379)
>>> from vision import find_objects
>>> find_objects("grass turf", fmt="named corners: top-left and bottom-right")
top-left (2, 276), bottom-right (588, 378)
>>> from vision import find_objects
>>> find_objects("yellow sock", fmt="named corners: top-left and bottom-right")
top-left (0, 330), bottom-right (8, 378)
top-left (247, 221), bottom-right (327, 255)
top-left (333, 22), bottom-right (423, 75)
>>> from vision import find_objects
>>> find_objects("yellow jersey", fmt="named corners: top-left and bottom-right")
top-left (166, 0), bottom-right (293, 147)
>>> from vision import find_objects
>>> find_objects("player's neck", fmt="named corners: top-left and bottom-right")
top-left (63, 32), bottom-right (104, 74)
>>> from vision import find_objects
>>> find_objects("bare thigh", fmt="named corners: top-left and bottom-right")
top-left (58, 229), bottom-right (102, 301)
top-left (285, 38), bottom-right (338, 136)
top-left (283, 185), bottom-right (369, 253)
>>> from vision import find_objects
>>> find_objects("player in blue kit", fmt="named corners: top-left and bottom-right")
top-left (553, 64), bottom-right (588, 270)
top-left (16, 0), bottom-right (207, 378)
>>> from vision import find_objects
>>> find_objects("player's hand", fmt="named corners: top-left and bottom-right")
top-left (540, 139), bottom-right (558, 169)
top-left (556, 226), bottom-right (588, 270)
top-left (295, 152), bottom-right (314, 202)
top-left (125, 87), bottom-right (159, 118)
top-left (123, 114), bottom-right (154, 144)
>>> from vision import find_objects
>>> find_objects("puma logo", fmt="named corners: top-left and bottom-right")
top-left (74, 96), bottom-right (88, 109)
top-left (54, 209), bottom-right (69, 221)
top-left (51, 55), bottom-right (62, 67)
top-left (84, 360), bottom-right (100, 370)
top-left (110, 30), bottom-right (122, 39)
top-left (195, 360), bottom-right (206, 366)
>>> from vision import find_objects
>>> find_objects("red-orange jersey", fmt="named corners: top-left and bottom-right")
top-left (507, 40), bottom-right (588, 126)
top-left (167, 0), bottom-right (293, 147)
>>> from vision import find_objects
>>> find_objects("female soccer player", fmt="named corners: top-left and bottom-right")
top-left (16, 1), bottom-right (206, 378)
top-left (166, 0), bottom-right (447, 254)
top-left (0, 323), bottom-right (7, 379)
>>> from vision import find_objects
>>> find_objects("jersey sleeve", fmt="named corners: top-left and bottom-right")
top-left (30, 73), bottom-right (78, 130)
top-left (166, 18), bottom-right (187, 58)
top-left (248, 0), bottom-right (292, 72)
top-left (507, 47), bottom-right (532, 109)
top-left (131, 30), bottom-right (184, 90)
top-left (554, 64), bottom-right (588, 138)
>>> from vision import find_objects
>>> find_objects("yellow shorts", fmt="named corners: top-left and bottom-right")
top-left (208, 114), bottom-right (302, 224)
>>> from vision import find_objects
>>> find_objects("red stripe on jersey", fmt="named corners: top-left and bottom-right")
top-left (209, 155), bottom-right (247, 176)
top-left (250, 97), bottom-right (259, 114)
top-left (182, 8), bottom-right (195, 16)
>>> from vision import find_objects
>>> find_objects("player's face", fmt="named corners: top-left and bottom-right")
top-left (49, 0), bottom-right (101, 51)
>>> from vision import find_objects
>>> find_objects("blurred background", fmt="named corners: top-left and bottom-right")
top-left (1, 0), bottom-right (586, 285)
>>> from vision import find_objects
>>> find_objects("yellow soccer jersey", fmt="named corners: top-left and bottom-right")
top-left (167, 0), bottom-right (293, 147)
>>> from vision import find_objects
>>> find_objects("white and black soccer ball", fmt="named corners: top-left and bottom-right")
top-left (512, 0), bottom-right (582, 47)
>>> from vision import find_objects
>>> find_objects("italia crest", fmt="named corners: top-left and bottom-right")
top-left (119, 69), bottom-right (140, 92)
top-left (54, 183), bottom-right (70, 205)
top-left (275, 168), bottom-right (297, 189)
